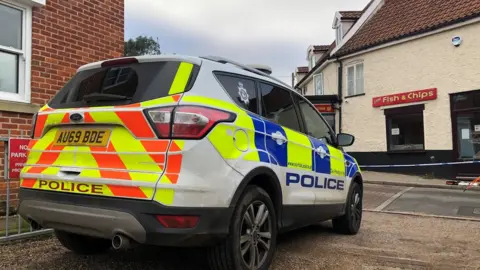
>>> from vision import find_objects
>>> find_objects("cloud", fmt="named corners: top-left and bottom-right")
top-left (125, 0), bottom-right (371, 84)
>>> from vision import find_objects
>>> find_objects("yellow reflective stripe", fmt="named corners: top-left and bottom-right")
top-left (168, 62), bottom-right (194, 95)
top-left (284, 129), bottom-right (312, 171)
top-left (89, 111), bottom-right (122, 125)
top-left (41, 166), bottom-right (61, 176)
top-left (154, 185), bottom-right (175, 205)
top-left (140, 95), bottom-right (179, 107)
top-left (52, 146), bottom-right (75, 166)
top-left (27, 134), bottom-right (55, 165)
top-left (44, 112), bottom-right (65, 126)
top-left (79, 169), bottom-right (102, 178)
top-left (328, 146), bottom-right (345, 176)
top-left (39, 104), bottom-right (50, 112)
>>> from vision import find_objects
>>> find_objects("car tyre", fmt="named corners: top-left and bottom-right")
top-left (332, 181), bottom-right (363, 235)
top-left (208, 186), bottom-right (277, 270)
top-left (55, 230), bottom-right (112, 255)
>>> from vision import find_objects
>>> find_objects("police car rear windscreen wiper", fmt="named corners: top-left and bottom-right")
top-left (82, 93), bottom-right (132, 102)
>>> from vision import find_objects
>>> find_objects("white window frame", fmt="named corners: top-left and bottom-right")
top-left (309, 55), bottom-right (316, 69)
top-left (313, 73), bottom-right (323, 95)
top-left (346, 62), bottom-right (364, 96)
top-left (0, 0), bottom-right (32, 103)
top-left (335, 22), bottom-right (343, 45)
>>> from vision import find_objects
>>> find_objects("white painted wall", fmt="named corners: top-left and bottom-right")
top-left (341, 22), bottom-right (480, 152)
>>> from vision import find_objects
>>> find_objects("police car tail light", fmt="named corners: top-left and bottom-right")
top-left (146, 105), bottom-right (235, 139)
top-left (171, 106), bottom-right (235, 138)
top-left (146, 107), bottom-right (175, 138)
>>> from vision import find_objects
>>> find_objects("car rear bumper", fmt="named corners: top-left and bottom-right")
top-left (18, 188), bottom-right (233, 247)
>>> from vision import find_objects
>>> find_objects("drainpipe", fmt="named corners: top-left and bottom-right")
top-left (336, 57), bottom-right (343, 133)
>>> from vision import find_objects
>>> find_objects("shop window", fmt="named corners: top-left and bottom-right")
top-left (385, 104), bottom-right (425, 152)
top-left (346, 62), bottom-right (364, 96)
top-left (0, 1), bottom-right (31, 103)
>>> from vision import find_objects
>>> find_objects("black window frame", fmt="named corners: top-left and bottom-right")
top-left (291, 91), bottom-right (338, 146)
top-left (212, 71), bottom-right (262, 115)
top-left (385, 104), bottom-right (426, 153)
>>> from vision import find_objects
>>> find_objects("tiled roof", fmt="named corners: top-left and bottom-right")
top-left (295, 41), bottom-right (336, 88)
top-left (313, 45), bottom-right (331, 51)
top-left (339, 11), bottom-right (363, 20)
top-left (335, 0), bottom-right (480, 57)
top-left (296, 66), bottom-right (309, 73)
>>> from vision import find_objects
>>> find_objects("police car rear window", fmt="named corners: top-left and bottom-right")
top-left (48, 61), bottom-right (199, 109)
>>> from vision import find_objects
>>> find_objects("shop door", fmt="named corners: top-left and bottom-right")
top-left (455, 112), bottom-right (480, 179)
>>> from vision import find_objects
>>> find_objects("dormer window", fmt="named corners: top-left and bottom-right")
top-left (335, 26), bottom-right (343, 44)
top-left (309, 55), bottom-right (316, 69)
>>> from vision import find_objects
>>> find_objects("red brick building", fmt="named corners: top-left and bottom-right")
top-left (0, 0), bottom-right (124, 207)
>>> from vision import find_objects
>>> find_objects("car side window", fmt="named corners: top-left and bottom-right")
top-left (259, 83), bottom-right (301, 132)
top-left (294, 94), bottom-right (333, 144)
top-left (214, 73), bottom-right (259, 114)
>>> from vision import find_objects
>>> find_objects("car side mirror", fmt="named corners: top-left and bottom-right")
top-left (337, 133), bottom-right (355, 147)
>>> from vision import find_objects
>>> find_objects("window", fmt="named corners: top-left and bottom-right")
top-left (346, 62), bottom-right (364, 96)
top-left (309, 55), bottom-right (316, 69)
top-left (314, 73), bottom-right (323, 95)
top-left (323, 114), bottom-right (335, 132)
top-left (259, 83), bottom-right (301, 132)
top-left (335, 26), bottom-right (343, 44)
top-left (0, 1), bottom-right (31, 103)
top-left (293, 94), bottom-right (333, 143)
top-left (49, 62), bottom-right (200, 109)
top-left (385, 105), bottom-right (425, 152)
top-left (215, 73), bottom-right (259, 114)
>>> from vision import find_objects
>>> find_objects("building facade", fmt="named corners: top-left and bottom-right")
top-left (294, 0), bottom-right (480, 180)
top-left (0, 0), bottom-right (124, 205)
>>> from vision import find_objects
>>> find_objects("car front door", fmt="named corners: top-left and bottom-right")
top-left (293, 94), bottom-right (347, 204)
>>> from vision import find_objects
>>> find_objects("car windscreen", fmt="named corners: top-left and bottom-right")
top-left (48, 61), bottom-right (199, 109)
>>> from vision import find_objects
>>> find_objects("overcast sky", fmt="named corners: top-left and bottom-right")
top-left (125, 0), bottom-right (370, 85)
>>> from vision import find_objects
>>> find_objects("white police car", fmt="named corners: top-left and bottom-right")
top-left (18, 54), bottom-right (363, 270)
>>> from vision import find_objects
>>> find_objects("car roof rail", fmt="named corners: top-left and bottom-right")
top-left (200, 55), bottom-right (292, 89)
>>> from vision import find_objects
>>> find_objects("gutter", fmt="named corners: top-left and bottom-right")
top-left (295, 59), bottom-right (335, 88)
top-left (335, 57), bottom-right (343, 133)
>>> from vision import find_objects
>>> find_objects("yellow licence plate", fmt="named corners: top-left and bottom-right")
top-left (53, 128), bottom-right (111, 147)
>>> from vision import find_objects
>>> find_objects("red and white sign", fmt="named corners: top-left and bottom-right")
top-left (314, 104), bottom-right (334, 113)
top-left (8, 138), bottom-right (30, 179)
top-left (372, 88), bottom-right (437, 108)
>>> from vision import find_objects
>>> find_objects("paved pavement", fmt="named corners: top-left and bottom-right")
top-left (362, 171), bottom-right (480, 191)
top-left (1, 183), bottom-right (479, 269)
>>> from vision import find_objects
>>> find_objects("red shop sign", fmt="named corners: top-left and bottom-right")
top-left (314, 104), bottom-right (334, 113)
top-left (8, 138), bottom-right (30, 179)
top-left (372, 88), bottom-right (437, 108)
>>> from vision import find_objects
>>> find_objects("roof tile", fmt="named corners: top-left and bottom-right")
top-left (335, 0), bottom-right (480, 57)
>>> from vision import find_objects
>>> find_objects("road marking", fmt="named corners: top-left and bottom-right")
top-left (374, 187), bottom-right (414, 212)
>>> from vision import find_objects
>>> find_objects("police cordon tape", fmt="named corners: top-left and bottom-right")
top-left (359, 160), bottom-right (480, 168)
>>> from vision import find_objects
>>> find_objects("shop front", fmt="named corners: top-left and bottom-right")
top-left (450, 90), bottom-right (480, 180)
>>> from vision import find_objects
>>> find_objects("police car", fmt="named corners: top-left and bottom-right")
top-left (18, 55), bottom-right (363, 270)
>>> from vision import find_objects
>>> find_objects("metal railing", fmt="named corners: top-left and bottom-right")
top-left (1, 130), bottom-right (53, 243)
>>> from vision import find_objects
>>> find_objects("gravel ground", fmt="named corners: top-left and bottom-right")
top-left (1, 212), bottom-right (480, 270)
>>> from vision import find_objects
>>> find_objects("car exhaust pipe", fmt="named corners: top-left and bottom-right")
top-left (28, 219), bottom-right (42, 230)
top-left (112, 234), bottom-right (131, 250)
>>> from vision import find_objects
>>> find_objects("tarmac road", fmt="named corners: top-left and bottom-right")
top-left (0, 184), bottom-right (479, 269)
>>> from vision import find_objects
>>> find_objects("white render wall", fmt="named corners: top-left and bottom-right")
top-left (341, 21), bottom-right (480, 152)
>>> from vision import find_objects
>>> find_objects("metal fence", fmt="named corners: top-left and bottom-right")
top-left (1, 130), bottom-right (52, 243)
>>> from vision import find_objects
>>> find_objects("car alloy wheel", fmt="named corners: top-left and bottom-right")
top-left (239, 201), bottom-right (272, 269)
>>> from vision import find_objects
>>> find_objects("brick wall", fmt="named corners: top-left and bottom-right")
top-left (0, 0), bottom-right (124, 214)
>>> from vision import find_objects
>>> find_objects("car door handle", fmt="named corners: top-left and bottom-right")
top-left (271, 131), bottom-right (287, 145)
